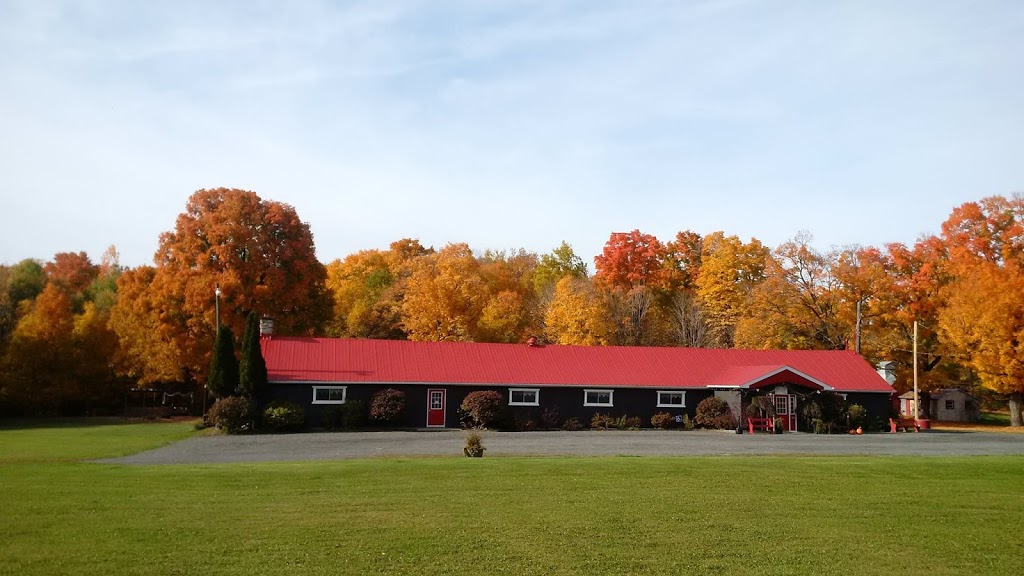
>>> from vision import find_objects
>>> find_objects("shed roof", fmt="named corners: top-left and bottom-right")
top-left (261, 337), bottom-right (893, 393)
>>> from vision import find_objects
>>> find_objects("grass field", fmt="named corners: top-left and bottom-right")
top-left (2, 421), bottom-right (1023, 575)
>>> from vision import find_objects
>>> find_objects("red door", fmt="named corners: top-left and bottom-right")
top-left (774, 394), bottom-right (796, 431)
top-left (426, 389), bottom-right (446, 427)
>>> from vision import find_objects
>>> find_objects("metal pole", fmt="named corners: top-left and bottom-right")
top-left (215, 284), bottom-right (221, 334)
top-left (913, 320), bottom-right (919, 421)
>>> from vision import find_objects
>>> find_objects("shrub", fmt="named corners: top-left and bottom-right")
top-left (370, 389), bottom-right (407, 425)
top-left (651, 412), bottom-right (675, 429)
top-left (464, 431), bottom-right (485, 457)
top-left (681, 413), bottom-right (694, 430)
top-left (802, 392), bottom-right (848, 434)
top-left (460, 390), bottom-right (505, 429)
top-left (848, 404), bottom-right (867, 428)
top-left (612, 415), bottom-right (642, 430)
top-left (342, 400), bottom-right (367, 429)
top-left (562, 417), bottom-right (583, 431)
top-left (324, 401), bottom-right (369, 430)
top-left (746, 396), bottom-right (776, 419)
top-left (590, 413), bottom-right (614, 430)
top-left (262, 401), bottom-right (305, 432)
top-left (321, 405), bottom-right (343, 430)
top-left (694, 397), bottom-right (736, 429)
top-left (540, 407), bottom-right (561, 429)
top-left (513, 411), bottom-right (538, 431)
top-left (207, 396), bottom-right (254, 434)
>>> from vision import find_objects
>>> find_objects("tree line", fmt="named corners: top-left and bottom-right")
top-left (1, 188), bottom-right (1022, 425)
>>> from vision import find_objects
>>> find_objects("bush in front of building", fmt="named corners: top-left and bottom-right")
top-left (651, 411), bottom-right (675, 429)
top-left (562, 417), bottom-right (583, 431)
top-left (694, 397), bottom-right (736, 429)
top-left (370, 389), bottom-right (407, 425)
top-left (460, 390), bottom-right (505, 429)
top-left (802, 392), bottom-right (848, 434)
top-left (324, 401), bottom-right (369, 430)
top-left (540, 407), bottom-right (561, 429)
top-left (591, 413), bottom-right (614, 429)
top-left (207, 396), bottom-right (254, 434)
top-left (262, 401), bottom-right (305, 432)
top-left (615, 415), bottom-right (643, 430)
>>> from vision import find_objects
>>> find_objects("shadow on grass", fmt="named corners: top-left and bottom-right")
top-left (0, 416), bottom-right (199, 431)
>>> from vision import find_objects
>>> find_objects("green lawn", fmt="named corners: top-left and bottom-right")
top-left (1, 422), bottom-right (1023, 575)
top-left (980, 411), bottom-right (1011, 426)
top-left (0, 418), bottom-right (197, 464)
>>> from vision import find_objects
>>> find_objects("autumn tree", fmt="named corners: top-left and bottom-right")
top-left (939, 262), bottom-right (1024, 425)
top-left (111, 188), bottom-right (331, 381)
top-left (593, 230), bottom-right (668, 291)
top-left (735, 233), bottom-right (846, 351)
top-left (44, 252), bottom-right (98, 305)
top-left (477, 249), bottom-right (540, 343)
top-left (694, 232), bottom-right (768, 347)
top-left (0, 285), bottom-right (75, 414)
top-left (664, 230), bottom-right (703, 292)
top-left (0, 249), bottom-right (124, 416)
top-left (401, 243), bottom-right (489, 341)
top-left (936, 194), bottom-right (1024, 424)
top-left (533, 241), bottom-right (588, 292)
top-left (668, 291), bottom-right (713, 348)
top-left (108, 266), bottom-right (185, 384)
top-left (544, 277), bottom-right (612, 346)
top-left (325, 239), bottom-right (431, 340)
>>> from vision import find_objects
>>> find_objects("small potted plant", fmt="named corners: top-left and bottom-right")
top-left (464, 431), bottom-right (485, 457)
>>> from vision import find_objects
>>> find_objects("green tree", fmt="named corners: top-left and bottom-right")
top-left (239, 312), bottom-right (268, 402)
top-left (207, 326), bottom-right (239, 399)
top-left (8, 259), bottom-right (46, 304)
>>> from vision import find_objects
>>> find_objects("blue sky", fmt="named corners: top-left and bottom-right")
top-left (1, 1), bottom-right (1022, 270)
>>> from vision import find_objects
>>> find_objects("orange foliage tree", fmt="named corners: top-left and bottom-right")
top-left (401, 243), bottom-right (489, 342)
top-left (110, 188), bottom-right (330, 383)
top-left (936, 195), bottom-right (1024, 425)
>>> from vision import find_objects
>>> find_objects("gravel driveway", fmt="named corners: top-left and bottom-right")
top-left (100, 429), bottom-right (1024, 465)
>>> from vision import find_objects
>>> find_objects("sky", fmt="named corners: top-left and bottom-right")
top-left (1, 0), bottom-right (1022, 271)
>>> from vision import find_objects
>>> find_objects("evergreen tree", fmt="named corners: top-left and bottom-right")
top-left (239, 312), bottom-right (268, 402)
top-left (207, 325), bottom-right (239, 398)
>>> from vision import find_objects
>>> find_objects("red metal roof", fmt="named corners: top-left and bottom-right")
top-left (261, 337), bottom-right (894, 393)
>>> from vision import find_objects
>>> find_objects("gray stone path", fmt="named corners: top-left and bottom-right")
top-left (99, 429), bottom-right (1024, 465)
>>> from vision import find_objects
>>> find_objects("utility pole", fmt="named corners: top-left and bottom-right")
top-left (855, 299), bottom-right (862, 355)
top-left (913, 320), bottom-right (919, 421)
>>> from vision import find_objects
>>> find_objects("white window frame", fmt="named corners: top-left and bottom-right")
top-left (657, 390), bottom-right (686, 408)
top-left (584, 389), bottom-right (614, 407)
top-left (509, 388), bottom-right (540, 407)
top-left (312, 386), bottom-right (347, 404)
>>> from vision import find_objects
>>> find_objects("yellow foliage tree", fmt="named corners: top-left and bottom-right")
top-left (401, 244), bottom-right (488, 341)
top-left (544, 277), bottom-right (612, 346)
top-left (694, 232), bottom-right (768, 347)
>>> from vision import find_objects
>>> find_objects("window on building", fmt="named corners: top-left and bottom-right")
top-left (657, 391), bottom-right (685, 408)
top-left (945, 400), bottom-right (954, 410)
top-left (584, 389), bottom-right (613, 407)
top-left (312, 386), bottom-right (347, 404)
top-left (509, 388), bottom-right (540, 406)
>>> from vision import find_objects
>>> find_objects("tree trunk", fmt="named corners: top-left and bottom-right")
top-left (1009, 392), bottom-right (1023, 427)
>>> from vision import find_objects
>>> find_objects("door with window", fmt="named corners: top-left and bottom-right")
top-left (426, 389), bottom-right (446, 427)
top-left (773, 394), bottom-right (796, 431)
